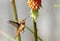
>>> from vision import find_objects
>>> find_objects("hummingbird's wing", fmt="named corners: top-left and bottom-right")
top-left (9, 20), bottom-right (20, 28)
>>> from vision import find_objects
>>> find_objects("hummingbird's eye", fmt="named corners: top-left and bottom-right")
top-left (22, 20), bottom-right (24, 21)
top-left (21, 21), bottom-right (25, 24)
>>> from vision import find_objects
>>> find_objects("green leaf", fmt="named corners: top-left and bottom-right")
top-left (0, 30), bottom-right (16, 41)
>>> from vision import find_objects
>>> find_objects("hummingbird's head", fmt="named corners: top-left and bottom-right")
top-left (20, 19), bottom-right (25, 25)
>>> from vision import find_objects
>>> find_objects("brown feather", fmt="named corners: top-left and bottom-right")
top-left (16, 20), bottom-right (25, 37)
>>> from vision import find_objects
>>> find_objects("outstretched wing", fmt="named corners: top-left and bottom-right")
top-left (9, 20), bottom-right (20, 28)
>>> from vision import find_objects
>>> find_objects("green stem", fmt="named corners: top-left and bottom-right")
top-left (33, 18), bottom-right (37, 41)
top-left (10, 0), bottom-right (21, 41)
top-left (30, 9), bottom-right (43, 41)
top-left (25, 26), bottom-right (43, 41)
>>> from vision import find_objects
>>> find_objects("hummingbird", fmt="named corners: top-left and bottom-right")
top-left (9, 16), bottom-right (28, 38)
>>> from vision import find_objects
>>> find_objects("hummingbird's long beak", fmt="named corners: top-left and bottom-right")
top-left (22, 16), bottom-right (30, 21)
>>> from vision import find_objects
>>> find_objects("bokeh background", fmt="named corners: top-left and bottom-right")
top-left (0, 0), bottom-right (60, 41)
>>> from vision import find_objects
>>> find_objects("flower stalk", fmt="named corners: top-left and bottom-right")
top-left (33, 19), bottom-right (37, 41)
top-left (10, 0), bottom-right (21, 41)
top-left (27, 0), bottom-right (42, 41)
top-left (25, 26), bottom-right (43, 41)
top-left (31, 9), bottom-right (39, 41)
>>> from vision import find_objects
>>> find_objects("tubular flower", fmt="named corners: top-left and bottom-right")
top-left (27, 0), bottom-right (42, 10)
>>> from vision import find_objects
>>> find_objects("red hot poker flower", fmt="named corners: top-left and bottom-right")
top-left (28, 0), bottom-right (42, 10)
